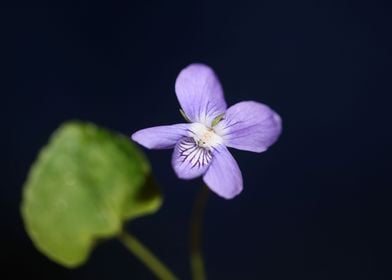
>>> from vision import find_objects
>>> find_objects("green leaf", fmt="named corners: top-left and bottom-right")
top-left (21, 121), bottom-right (162, 268)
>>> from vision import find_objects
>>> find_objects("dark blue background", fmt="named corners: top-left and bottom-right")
top-left (2, 1), bottom-right (391, 279)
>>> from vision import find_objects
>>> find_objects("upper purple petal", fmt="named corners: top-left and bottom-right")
top-left (215, 101), bottom-right (282, 153)
top-left (131, 124), bottom-right (189, 149)
top-left (175, 64), bottom-right (227, 125)
top-left (203, 145), bottom-right (243, 199)
top-left (172, 137), bottom-right (213, 179)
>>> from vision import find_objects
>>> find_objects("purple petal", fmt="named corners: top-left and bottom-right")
top-left (175, 63), bottom-right (227, 125)
top-left (203, 145), bottom-right (243, 199)
top-left (132, 124), bottom-right (189, 149)
top-left (172, 137), bottom-right (213, 179)
top-left (215, 101), bottom-right (282, 153)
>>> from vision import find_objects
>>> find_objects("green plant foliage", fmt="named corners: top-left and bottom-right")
top-left (21, 121), bottom-right (162, 268)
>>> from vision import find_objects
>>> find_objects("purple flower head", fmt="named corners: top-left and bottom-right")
top-left (132, 64), bottom-right (282, 199)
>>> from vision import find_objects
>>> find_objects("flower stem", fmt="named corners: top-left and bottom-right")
top-left (118, 231), bottom-right (178, 280)
top-left (190, 184), bottom-right (210, 280)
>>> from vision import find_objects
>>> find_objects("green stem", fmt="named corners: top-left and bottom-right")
top-left (118, 231), bottom-right (178, 280)
top-left (190, 184), bottom-right (210, 280)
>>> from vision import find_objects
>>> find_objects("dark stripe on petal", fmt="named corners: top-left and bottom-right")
top-left (178, 137), bottom-right (212, 168)
top-left (172, 137), bottom-right (213, 180)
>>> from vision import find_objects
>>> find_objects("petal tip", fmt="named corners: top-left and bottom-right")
top-left (130, 131), bottom-right (139, 143)
top-left (172, 160), bottom-right (203, 180)
top-left (253, 147), bottom-right (268, 154)
top-left (182, 63), bottom-right (214, 72)
top-left (220, 189), bottom-right (243, 200)
top-left (131, 130), bottom-right (149, 149)
top-left (203, 179), bottom-right (243, 200)
top-left (174, 171), bottom-right (196, 180)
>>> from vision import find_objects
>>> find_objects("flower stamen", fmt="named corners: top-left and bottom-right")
top-left (189, 123), bottom-right (223, 149)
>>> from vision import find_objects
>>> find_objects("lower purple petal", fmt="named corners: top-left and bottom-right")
top-left (132, 124), bottom-right (189, 149)
top-left (203, 145), bottom-right (243, 199)
top-left (172, 137), bottom-right (212, 179)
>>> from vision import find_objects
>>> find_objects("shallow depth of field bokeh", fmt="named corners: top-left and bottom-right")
top-left (2, 1), bottom-right (392, 279)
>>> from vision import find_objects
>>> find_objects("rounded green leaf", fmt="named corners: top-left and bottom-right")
top-left (21, 121), bottom-right (162, 268)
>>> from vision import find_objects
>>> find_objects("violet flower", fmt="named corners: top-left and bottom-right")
top-left (132, 64), bottom-right (282, 199)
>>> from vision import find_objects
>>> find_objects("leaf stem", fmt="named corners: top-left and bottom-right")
top-left (190, 184), bottom-right (210, 280)
top-left (118, 231), bottom-right (178, 280)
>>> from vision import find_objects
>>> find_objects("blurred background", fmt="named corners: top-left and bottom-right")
top-left (1, 1), bottom-right (392, 279)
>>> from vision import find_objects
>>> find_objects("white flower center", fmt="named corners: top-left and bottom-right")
top-left (190, 122), bottom-right (223, 149)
